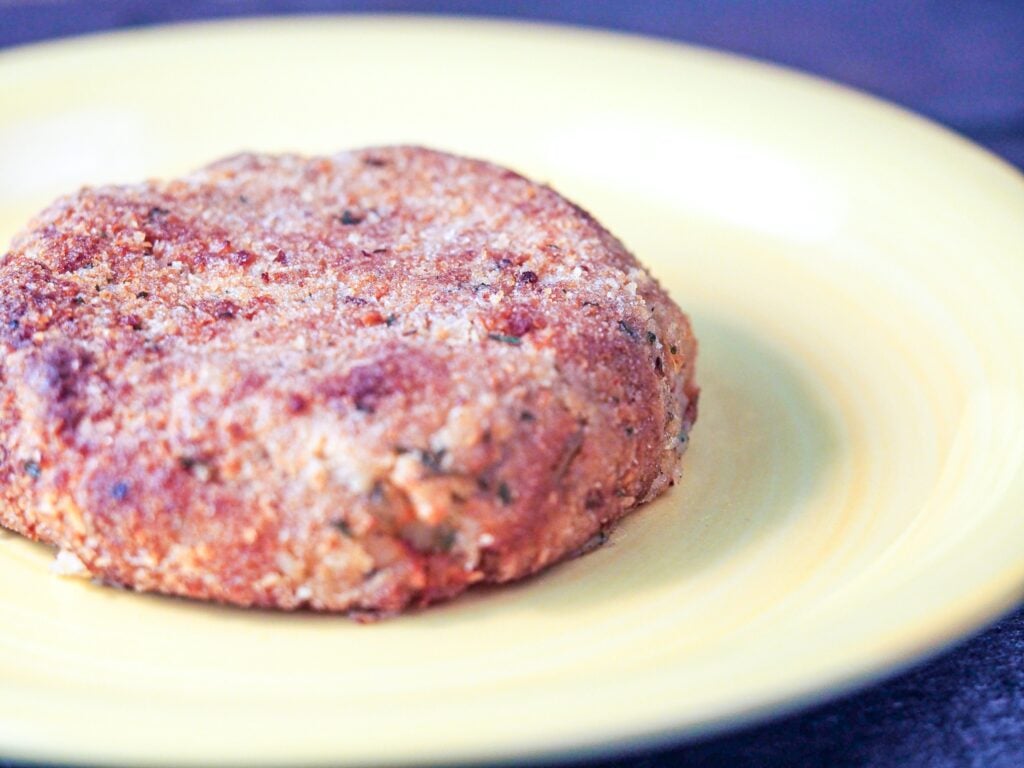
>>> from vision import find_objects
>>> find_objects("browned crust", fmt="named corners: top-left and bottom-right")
top-left (0, 146), bottom-right (698, 616)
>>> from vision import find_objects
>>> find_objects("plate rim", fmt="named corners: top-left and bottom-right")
top-left (3, 11), bottom-right (1022, 188)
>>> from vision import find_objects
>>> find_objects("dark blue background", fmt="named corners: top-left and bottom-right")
top-left (2, 3), bottom-right (1024, 767)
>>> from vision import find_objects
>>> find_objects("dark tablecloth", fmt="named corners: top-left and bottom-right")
top-left (2, 3), bottom-right (1023, 767)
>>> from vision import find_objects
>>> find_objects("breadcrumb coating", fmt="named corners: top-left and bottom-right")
top-left (0, 147), bottom-right (698, 616)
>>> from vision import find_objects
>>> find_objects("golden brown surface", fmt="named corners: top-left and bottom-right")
top-left (0, 147), bottom-right (698, 616)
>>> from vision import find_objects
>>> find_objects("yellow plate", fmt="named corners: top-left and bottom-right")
top-left (2, 16), bottom-right (1024, 767)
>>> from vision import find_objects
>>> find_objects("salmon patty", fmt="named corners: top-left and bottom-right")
top-left (0, 147), bottom-right (698, 616)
